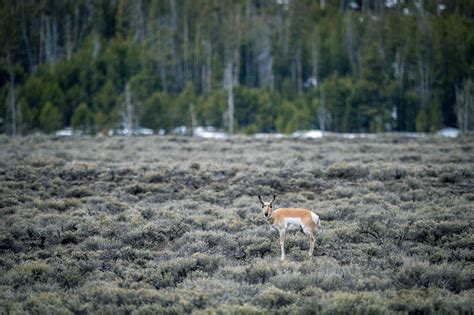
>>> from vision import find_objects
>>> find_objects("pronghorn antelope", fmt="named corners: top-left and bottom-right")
top-left (258, 195), bottom-right (320, 261)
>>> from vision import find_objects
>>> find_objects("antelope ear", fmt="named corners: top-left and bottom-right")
top-left (270, 195), bottom-right (276, 206)
top-left (258, 195), bottom-right (264, 205)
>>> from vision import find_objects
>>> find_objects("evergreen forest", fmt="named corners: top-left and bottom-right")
top-left (1, 0), bottom-right (473, 135)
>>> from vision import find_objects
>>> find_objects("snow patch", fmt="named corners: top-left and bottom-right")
top-left (108, 128), bottom-right (154, 136)
top-left (291, 130), bottom-right (324, 139)
top-left (173, 126), bottom-right (188, 136)
top-left (193, 126), bottom-right (228, 139)
top-left (253, 133), bottom-right (285, 139)
top-left (55, 127), bottom-right (73, 137)
top-left (341, 133), bottom-right (377, 139)
top-left (437, 128), bottom-right (459, 138)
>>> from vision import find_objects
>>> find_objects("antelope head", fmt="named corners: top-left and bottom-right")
top-left (258, 195), bottom-right (276, 219)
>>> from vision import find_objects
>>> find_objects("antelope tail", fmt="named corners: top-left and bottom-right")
top-left (311, 208), bottom-right (321, 228)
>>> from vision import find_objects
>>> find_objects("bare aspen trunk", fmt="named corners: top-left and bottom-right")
top-left (456, 86), bottom-right (465, 136)
top-left (190, 103), bottom-right (196, 135)
top-left (311, 39), bottom-right (318, 81)
top-left (255, 23), bottom-right (274, 90)
top-left (133, 0), bottom-right (146, 43)
top-left (456, 80), bottom-right (473, 136)
top-left (464, 94), bottom-right (468, 135)
top-left (20, 1), bottom-right (34, 71)
top-left (160, 61), bottom-right (168, 93)
top-left (65, 14), bottom-right (73, 60)
top-left (124, 82), bottom-right (133, 137)
top-left (203, 40), bottom-right (212, 93)
top-left (291, 58), bottom-right (296, 94)
top-left (224, 60), bottom-right (234, 134)
top-left (227, 84), bottom-right (234, 135)
top-left (39, 14), bottom-right (44, 63)
top-left (296, 45), bottom-right (302, 95)
top-left (73, 4), bottom-right (79, 49)
top-left (233, 6), bottom-right (242, 86)
top-left (78, 4), bottom-right (90, 44)
top-left (42, 15), bottom-right (58, 64)
top-left (183, 10), bottom-right (189, 83)
top-left (193, 26), bottom-right (200, 87)
top-left (345, 13), bottom-right (361, 78)
top-left (395, 49), bottom-right (405, 90)
top-left (52, 16), bottom-right (58, 61)
top-left (245, 0), bottom-right (254, 86)
top-left (319, 87), bottom-right (326, 133)
top-left (245, 44), bottom-right (252, 86)
top-left (277, 7), bottom-right (287, 60)
top-left (92, 28), bottom-right (100, 61)
top-left (170, 0), bottom-right (183, 90)
top-left (7, 56), bottom-right (17, 136)
top-left (395, 48), bottom-right (406, 129)
top-left (418, 55), bottom-right (431, 131)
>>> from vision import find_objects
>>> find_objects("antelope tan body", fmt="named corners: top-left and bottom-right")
top-left (267, 208), bottom-right (320, 231)
top-left (258, 196), bottom-right (320, 261)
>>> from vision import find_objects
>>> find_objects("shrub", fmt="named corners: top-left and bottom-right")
top-left (145, 254), bottom-right (222, 289)
top-left (408, 220), bottom-right (470, 245)
top-left (105, 200), bottom-right (128, 214)
top-left (124, 223), bottom-right (168, 248)
top-left (33, 198), bottom-right (79, 212)
top-left (80, 283), bottom-right (174, 311)
top-left (0, 196), bottom-right (18, 208)
top-left (24, 292), bottom-right (71, 315)
top-left (60, 231), bottom-right (78, 244)
top-left (243, 260), bottom-right (277, 284)
top-left (220, 259), bottom-right (278, 285)
top-left (371, 165), bottom-right (407, 181)
top-left (333, 187), bottom-right (356, 199)
top-left (270, 272), bottom-right (311, 292)
top-left (9, 260), bottom-right (52, 287)
top-left (53, 264), bottom-right (85, 289)
top-left (320, 291), bottom-right (388, 314)
top-left (60, 163), bottom-right (99, 181)
top-left (386, 288), bottom-right (474, 314)
top-left (125, 183), bottom-right (165, 196)
top-left (257, 287), bottom-right (297, 309)
top-left (323, 205), bottom-right (357, 221)
top-left (243, 239), bottom-right (273, 259)
top-left (64, 187), bottom-right (92, 198)
top-left (0, 297), bottom-right (23, 315)
top-left (81, 236), bottom-right (115, 251)
top-left (206, 304), bottom-right (265, 315)
top-left (174, 230), bottom-right (239, 256)
top-left (396, 260), bottom-right (470, 292)
top-left (326, 162), bottom-right (369, 180)
top-left (439, 172), bottom-right (460, 183)
top-left (134, 304), bottom-right (185, 315)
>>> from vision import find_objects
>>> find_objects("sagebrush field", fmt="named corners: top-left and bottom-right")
top-left (0, 135), bottom-right (473, 314)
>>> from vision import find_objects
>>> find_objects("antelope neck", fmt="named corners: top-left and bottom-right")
top-left (266, 212), bottom-right (275, 224)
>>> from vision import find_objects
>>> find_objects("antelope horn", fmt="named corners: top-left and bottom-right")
top-left (270, 195), bottom-right (276, 206)
top-left (258, 195), bottom-right (264, 205)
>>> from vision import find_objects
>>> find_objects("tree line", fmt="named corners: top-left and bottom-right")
top-left (0, 0), bottom-right (473, 135)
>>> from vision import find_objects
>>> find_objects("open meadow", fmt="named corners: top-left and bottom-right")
top-left (0, 134), bottom-right (473, 314)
